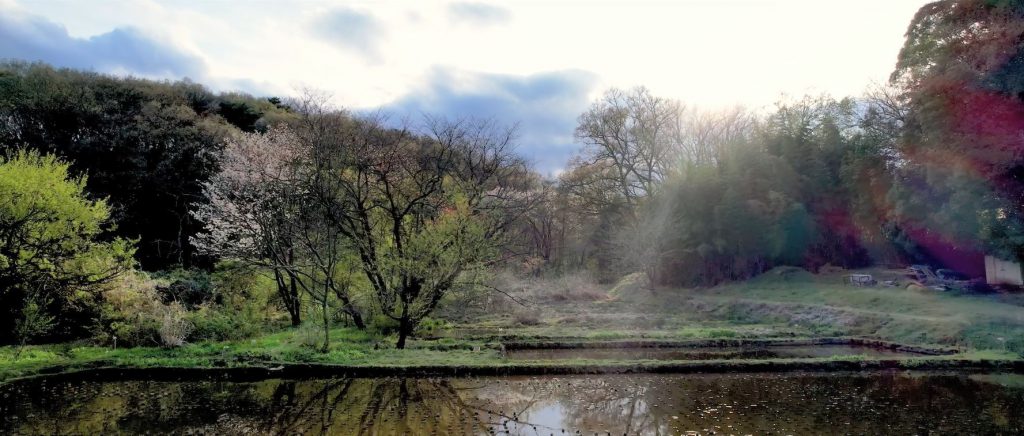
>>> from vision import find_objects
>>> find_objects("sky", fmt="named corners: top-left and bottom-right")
top-left (0, 0), bottom-right (930, 173)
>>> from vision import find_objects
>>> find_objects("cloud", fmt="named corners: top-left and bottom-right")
top-left (383, 67), bottom-right (598, 174)
top-left (447, 2), bottom-right (512, 26)
top-left (312, 8), bottom-right (385, 61)
top-left (0, 11), bottom-right (206, 79)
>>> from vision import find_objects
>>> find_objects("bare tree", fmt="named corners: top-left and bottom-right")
top-left (568, 87), bottom-right (755, 209)
top-left (291, 97), bottom-right (532, 348)
top-left (573, 87), bottom-right (683, 206)
top-left (522, 179), bottom-right (560, 266)
top-left (676, 106), bottom-right (755, 166)
top-left (612, 189), bottom-right (682, 287)
top-left (862, 82), bottom-right (910, 160)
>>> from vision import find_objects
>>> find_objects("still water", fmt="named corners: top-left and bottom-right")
top-left (2, 372), bottom-right (1022, 435)
top-left (505, 344), bottom-right (925, 361)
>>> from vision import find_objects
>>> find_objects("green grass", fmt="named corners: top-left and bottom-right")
top-left (0, 326), bottom-right (510, 382)
top-left (3, 267), bottom-right (1023, 383)
top-left (4, 333), bottom-right (1016, 384)
top-left (686, 268), bottom-right (1024, 352)
top-left (467, 267), bottom-right (1024, 353)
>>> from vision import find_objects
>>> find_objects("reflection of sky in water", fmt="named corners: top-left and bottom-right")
top-left (2, 372), bottom-right (1022, 435)
top-left (519, 401), bottom-right (567, 432)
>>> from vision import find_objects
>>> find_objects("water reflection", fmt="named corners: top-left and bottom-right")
top-left (506, 344), bottom-right (924, 361)
top-left (2, 372), bottom-right (1022, 434)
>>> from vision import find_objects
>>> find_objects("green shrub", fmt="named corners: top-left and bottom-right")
top-left (512, 308), bottom-right (542, 326)
top-left (94, 271), bottom-right (163, 347)
top-left (415, 317), bottom-right (452, 336)
top-left (186, 305), bottom-right (263, 342)
top-left (153, 269), bottom-right (216, 309)
top-left (370, 314), bottom-right (400, 335)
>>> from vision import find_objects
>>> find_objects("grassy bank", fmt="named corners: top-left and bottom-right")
top-left (447, 268), bottom-right (1024, 353)
top-left (1, 329), bottom-right (1019, 384)
top-left (3, 267), bottom-right (1023, 383)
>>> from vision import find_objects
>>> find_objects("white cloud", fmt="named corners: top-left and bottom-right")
top-left (447, 2), bottom-right (512, 26)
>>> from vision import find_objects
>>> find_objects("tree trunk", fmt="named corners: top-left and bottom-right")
top-left (274, 269), bottom-right (302, 327)
top-left (349, 308), bottom-right (366, 330)
top-left (289, 274), bottom-right (302, 326)
top-left (332, 288), bottom-right (366, 330)
top-left (395, 316), bottom-right (412, 349)
top-left (320, 293), bottom-right (330, 353)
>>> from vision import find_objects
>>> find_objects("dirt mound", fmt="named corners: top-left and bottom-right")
top-left (608, 272), bottom-right (648, 299)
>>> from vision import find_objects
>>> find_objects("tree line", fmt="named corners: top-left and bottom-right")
top-left (516, 0), bottom-right (1024, 286)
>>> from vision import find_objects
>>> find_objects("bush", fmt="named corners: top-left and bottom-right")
top-left (414, 317), bottom-right (452, 337)
top-left (178, 264), bottom-right (285, 342)
top-left (212, 263), bottom-right (286, 329)
top-left (187, 305), bottom-right (264, 342)
top-left (92, 263), bottom-right (285, 347)
top-left (154, 269), bottom-right (216, 309)
top-left (369, 313), bottom-right (400, 335)
top-left (294, 322), bottom-right (325, 350)
top-left (95, 271), bottom-right (163, 347)
top-left (549, 274), bottom-right (609, 302)
top-left (512, 308), bottom-right (542, 326)
top-left (157, 303), bottom-right (193, 347)
top-left (491, 270), bottom-right (607, 302)
top-left (14, 296), bottom-right (55, 354)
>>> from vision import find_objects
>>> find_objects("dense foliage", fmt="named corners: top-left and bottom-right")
top-left (0, 62), bottom-right (291, 269)
top-left (544, 92), bottom-right (894, 286)
top-left (891, 0), bottom-right (1024, 264)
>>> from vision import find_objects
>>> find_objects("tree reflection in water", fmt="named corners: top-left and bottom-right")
top-left (2, 372), bottom-right (1023, 435)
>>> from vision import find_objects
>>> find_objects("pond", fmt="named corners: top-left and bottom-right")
top-left (2, 372), bottom-right (1022, 434)
top-left (505, 344), bottom-right (926, 361)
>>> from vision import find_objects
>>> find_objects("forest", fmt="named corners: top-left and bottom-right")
top-left (1, 0), bottom-right (1023, 357)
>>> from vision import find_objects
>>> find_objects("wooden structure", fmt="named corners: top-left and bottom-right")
top-left (984, 255), bottom-right (1023, 286)
top-left (845, 274), bottom-right (876, 287)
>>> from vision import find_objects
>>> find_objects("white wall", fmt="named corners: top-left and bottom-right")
top-left (985, 255), bottom-right (1023, 286)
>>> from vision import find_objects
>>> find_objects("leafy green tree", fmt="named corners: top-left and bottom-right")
top-left (0, 150), bottom-right (134, 343)
top-left (13, 295), bottom-right (54, 358)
